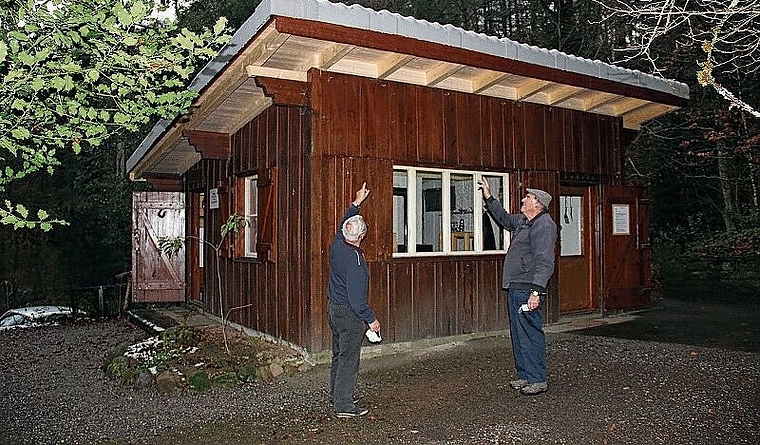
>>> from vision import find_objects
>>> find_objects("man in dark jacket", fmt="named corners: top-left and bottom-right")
top-left (478, 178), bottom-right (557, 395)
top-left (328, 182), bottom-right (381, 417)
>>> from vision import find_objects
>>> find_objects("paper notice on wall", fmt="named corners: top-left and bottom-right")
top-left (209, 188), bottom-right (219, 209)
top-left (612, 204), bottom-right (630, 235)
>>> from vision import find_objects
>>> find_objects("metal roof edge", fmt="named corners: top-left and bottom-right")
top-left (274, 0), bottom-right (688, 99)
top-left (126, 118), bottom-right (172, 175)
top-left (127, 0), bottom-right (690, 176)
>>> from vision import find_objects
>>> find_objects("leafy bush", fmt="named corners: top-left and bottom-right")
top-left (104, 355), bottom-right (140, 385)
top-left (161, 325), bottom-right (202, 348)
top-left (652, 211), bottom-right (760, 300)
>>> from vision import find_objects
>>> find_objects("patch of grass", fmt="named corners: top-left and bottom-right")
top-left (104, 356), bottom-right (140, 385)
top-left (187, 370), bottom-right (211, 392)
top-left (161, 325), bottom-right (202, 347)
top-left (211, 371), bottom-right (239, 388)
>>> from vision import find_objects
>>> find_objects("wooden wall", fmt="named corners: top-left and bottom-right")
top-left (308, 70), bottom-right (622, 351)
top-left (195, 68), bottom-right (629, 353)
top-left (198, 105), bottom-right (312, 346)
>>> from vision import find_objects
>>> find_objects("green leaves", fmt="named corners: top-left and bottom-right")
top-left (11, 127), bottom-right (31, 140)
top-left (0, 0), bottom-right (232, 229)
top-left (0, 200), bottom-right (66, 231)
top-left (221, 214), bottom-right (247, 237)
top-left (114, 3), bottom-right (134, 26)
top-left (174, 34), bottom-right (195, 50)
top-left (213, 17), bottom-right (228, 36)
top-left (158, 236), bottom-right (185, 259)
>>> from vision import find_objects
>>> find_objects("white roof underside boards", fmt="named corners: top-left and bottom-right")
top-left (127, 0), bottom-right (689, 179)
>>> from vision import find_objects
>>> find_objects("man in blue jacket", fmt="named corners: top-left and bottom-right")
top-left (478, 178), bottom-right (557, 395)
top-left (328, 182), bottom-right (381, 417)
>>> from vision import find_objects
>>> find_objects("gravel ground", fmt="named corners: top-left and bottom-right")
top-left (1, 304), bottom-right (758, 445)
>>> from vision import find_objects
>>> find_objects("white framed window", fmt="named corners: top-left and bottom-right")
top-left (243, 175), bottom-right (258, 258)
top-left (560, 195), bottom-right (583, 256)
top-left (392, 167), bottom-right (510, 256)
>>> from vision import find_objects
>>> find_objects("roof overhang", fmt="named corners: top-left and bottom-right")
top-left (127, 0), bottom-right (689, 181)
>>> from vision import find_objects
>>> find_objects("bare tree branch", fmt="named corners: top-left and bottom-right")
top-left (593, 0), bottom-right (760, 116)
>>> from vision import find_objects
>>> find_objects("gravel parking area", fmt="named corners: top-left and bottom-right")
top-left (1, 305), bottom-right (758, 444)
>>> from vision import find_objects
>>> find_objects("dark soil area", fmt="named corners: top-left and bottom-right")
top-left (1, 297), bottom-right (758, 444)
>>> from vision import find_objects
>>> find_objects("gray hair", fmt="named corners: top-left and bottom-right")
top-left (342, 215), bottom-right (367, 242)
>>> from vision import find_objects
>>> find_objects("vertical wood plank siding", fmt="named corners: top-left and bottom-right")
top-left (308, 70), bottom-right (620, 351)
top-left (199, 68), bottom-right (626, 353)
top-left (198, 105), bottom-right (311, 346)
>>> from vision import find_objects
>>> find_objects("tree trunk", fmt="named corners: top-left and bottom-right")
top-left (750, 161), bottom-right (759, 210)
top-left (717, 144), bottom-right (736, 232)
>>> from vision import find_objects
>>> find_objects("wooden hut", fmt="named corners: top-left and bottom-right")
top-left (127, 0), bottom-right (688, 352)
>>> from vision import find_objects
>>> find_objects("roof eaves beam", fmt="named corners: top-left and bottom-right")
top-left (472, 72), bottom-right (510, 94)
top-left (622, 102), bottom-right (675, 129)
top-left (515, 79), bottom-right (552, 101)
top-left (546, 87), bottom-right (586, 106)
top-left (273, 16), bottom-right (688, 108)
top-left (426, 62), bottom-right (464, 86)
top-left (246, 65), bottom-right (308, 82)
top-left (316, 43), bottom-right (356, 70)
top-left (585, 93), bottom-right (622, 112)
top-left (244, 25), bottom-right (291, 67)
top-left (377, 54), bottom-right (416, 79)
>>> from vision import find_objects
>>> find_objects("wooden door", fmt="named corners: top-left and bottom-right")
top-left (132, 192), bottom-right (186, 303)
top-left (602, 185), bottom-right (651, 310)
top-left (558, 186), bottom-right (595, 312)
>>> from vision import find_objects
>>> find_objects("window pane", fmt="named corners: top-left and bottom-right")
top-left (392, 167), bottom-right (509, 256)
top-left (245, 177), bottom-right (258, 257)
top-left (392, 170), bottom-right (408, 253)
top-left (248, 216), bottom-right (258, 252)
top-left (451, 173), bottom-right (474, 251)
top-left (560, 195), bottom-right (582, 256)
top-left (418, 171), bottom-right (442, 252)
top-left (482, 175), bottom-right (504, 250)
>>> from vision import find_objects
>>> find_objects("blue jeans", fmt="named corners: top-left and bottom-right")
top-left (328, 301), bottom-right (365, 411)
top-left (507, 288), bottom-right (546, 383)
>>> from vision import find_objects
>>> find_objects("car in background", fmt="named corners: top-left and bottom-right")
top-left (0, 306), bottom-right (86, 331)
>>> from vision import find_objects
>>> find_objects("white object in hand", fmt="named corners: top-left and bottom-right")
top-left (366, 329), bottom-right (382, 343)
top-left (519, 304), bottom-right (530, 313)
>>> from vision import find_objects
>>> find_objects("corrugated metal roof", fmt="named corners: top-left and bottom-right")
top-left (127, 0), bottom-right (688, 178)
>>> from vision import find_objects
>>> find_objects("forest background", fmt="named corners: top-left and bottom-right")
top-left (1, 0), bottom-right (758, 311)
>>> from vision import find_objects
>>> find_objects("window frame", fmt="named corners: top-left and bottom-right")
top-left (559, 194), bottom-right (583, 257)
top-left (392, 166), bottom-right (510, 257)
top-left (242, 175), bottom-right (258, 259)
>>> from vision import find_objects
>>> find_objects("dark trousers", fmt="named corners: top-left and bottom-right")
top-left (328, 301), bottom-right (365, 411)
top-left (507, 288), bottom-right (547, 383)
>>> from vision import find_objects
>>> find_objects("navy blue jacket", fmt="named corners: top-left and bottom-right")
top-left (485, 197), bottom-right (557, 291)
top-left (327, 204), bottom-right (377, 323)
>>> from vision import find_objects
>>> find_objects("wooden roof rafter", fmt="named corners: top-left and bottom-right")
top-left (128, 0), bottom-right (688, 179)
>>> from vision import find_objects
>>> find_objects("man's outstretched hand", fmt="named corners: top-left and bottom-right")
top-left (353, 182), bottom-right (370, 207)
top-left (477, 177), bottom-right (492, 199)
